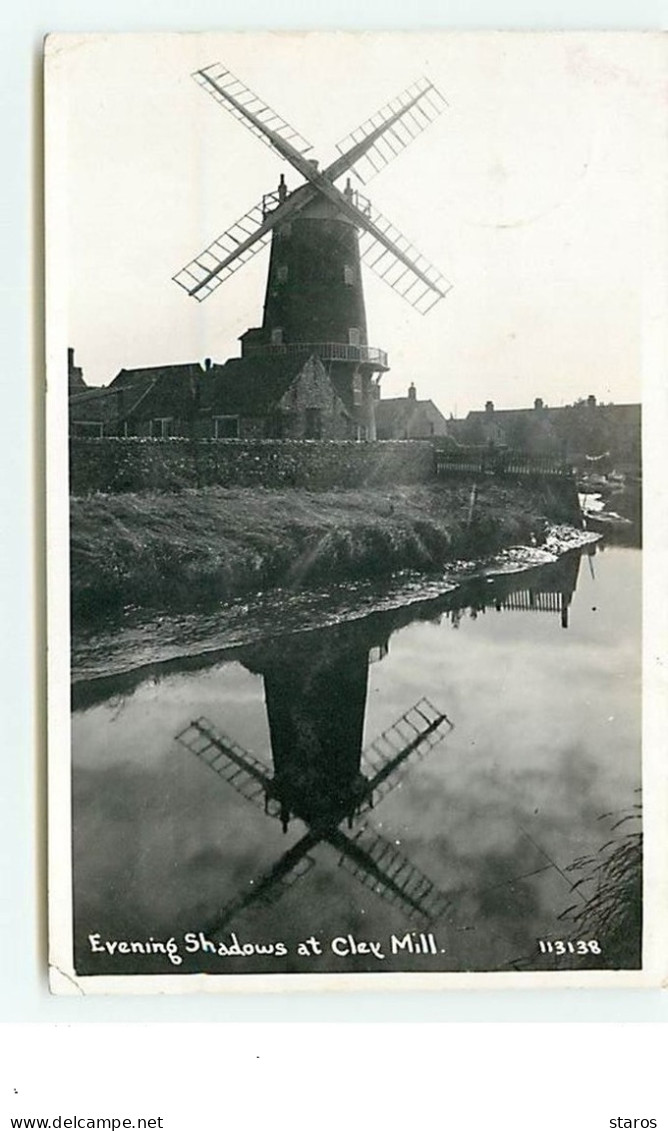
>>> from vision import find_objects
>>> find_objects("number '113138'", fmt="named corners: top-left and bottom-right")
top-left (538, 939), bottom-right (601, 955)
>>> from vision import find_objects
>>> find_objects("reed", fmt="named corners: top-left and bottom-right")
top-left (560, 797), bottom-right (642, 969)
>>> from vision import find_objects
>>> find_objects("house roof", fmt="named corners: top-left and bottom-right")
top-left (109, 363), bottom-right (205, 389)
top-left (375, 396), bottom-right (447, 434)
top-left (100, 355), bottom-right (323, 421)
top-left (69, 386), bottom-right (112, 404)
top-left (466, 402), bottom-right (640, 421)
top-left (201, 355), bottom-right (321, 416)
top-left (69, 384), bottom-right (127, 423)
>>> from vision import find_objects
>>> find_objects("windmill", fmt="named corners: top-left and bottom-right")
top-left (174, 627), bottom-right (455, 938)
top-left (173, 63), bottom-right (451, 439)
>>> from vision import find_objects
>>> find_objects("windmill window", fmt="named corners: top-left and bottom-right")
top-left (343, 265), bottom-right (354, 286)
top-left (214, 415), bottom-right (240, 439)
top-left (271, 327), bottom-right (284, 345)
top-left (277, 265), bottom-right (288, 283)
top-left (348, 327), bottom-right (361, 347)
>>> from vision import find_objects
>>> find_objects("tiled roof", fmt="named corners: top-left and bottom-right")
top-left (201, 356), bottom-right (312, 416)
top-left (467, 403), bottom-right (640, 420)
top-left (109, 363), bottom-right (205, 388)
top-left (104, 355), bottom-right (318, 420)
top-left (375, 396), bottom-right (446, 430)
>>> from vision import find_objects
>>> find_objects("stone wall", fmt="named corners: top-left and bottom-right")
top-left (70, 437), bottom-right (436, 495)
top-left (275, 355), bottom-right (351, 440)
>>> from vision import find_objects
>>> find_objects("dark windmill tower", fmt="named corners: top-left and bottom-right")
top-left (174, 65), bottom-right (451, 440)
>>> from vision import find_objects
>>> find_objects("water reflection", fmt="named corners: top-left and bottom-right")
top-left (72, 547), bottom-right (588, 713)
top-left (72, 543), bottom-right (642, 975)
top-left (176, 626), bottom-right (454, 934)
top-left (448, 549), bottom-right (583, 631)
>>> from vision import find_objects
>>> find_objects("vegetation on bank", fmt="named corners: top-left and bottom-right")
top-left (70, 480), bottom-right (578, 627)
top-left (561, 800), bottom-right (642, 969)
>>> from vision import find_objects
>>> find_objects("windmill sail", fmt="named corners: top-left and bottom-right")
top-left (193, 64), bottom-right (313, 159)
top-left (335, 77), bottom-right (448, 186)
top-left (177, 63), bottom-right (450, 313)
top-left (352, 193), bottom-right (451, 314)
top-left (204, 832), bottom-right (319, 938)
top-left (172, 199), bottom-right (274, 301)
top-left (330, 827), bottom-right (452, 925)
top-left (361, 696), bottom-right (454, 802)
top-left (176, 697), bottom-right (454, 933)
top-left (206, 824), bottom-right (451, 935)
top-left (176, 716), bottom-right (285, 816)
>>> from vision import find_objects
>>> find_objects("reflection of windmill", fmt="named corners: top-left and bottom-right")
top-left (175, 628), bottom-right (454, 935)
top-left (173, 64), bottom-right (450, 437)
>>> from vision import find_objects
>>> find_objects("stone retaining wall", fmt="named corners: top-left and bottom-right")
top-left (69, 437), bottom-right (436, 494)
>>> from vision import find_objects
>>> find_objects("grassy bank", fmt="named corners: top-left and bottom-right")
top-left (71, 480), bottom-right (578, 626)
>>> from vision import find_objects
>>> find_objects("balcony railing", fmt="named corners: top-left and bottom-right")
top-left (243, 341), bottom-right (389, 369)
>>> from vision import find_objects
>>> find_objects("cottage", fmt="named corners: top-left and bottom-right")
top-left (459, 396), bottom-right (641, 472)
top-left (69, 362), bottom-right (200, 438)
top-left (200, 354), bottom-right (354, 440)
top-left (375, 383), bottom-right (449, 440)
top-left (69, 354), bottom-right (357, 441)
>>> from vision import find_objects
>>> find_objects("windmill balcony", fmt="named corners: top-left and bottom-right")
top-left (243, 341), bottom-right (389, 370)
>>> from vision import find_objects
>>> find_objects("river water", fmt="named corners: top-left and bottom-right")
top-left (72, 540), bottom-right (641, 977)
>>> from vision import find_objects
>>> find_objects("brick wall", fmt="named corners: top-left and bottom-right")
top-left (69, 437), bottom-right (436, 495)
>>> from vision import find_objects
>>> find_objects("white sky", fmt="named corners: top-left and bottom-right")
top-left (49, 31), bottom-right (665, 415)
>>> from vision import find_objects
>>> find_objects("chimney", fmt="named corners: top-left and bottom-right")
top-left (587, 394), bottom-right (597, 408)
top-left (408, 382), bottom-right (417, 401)
top-left (485, 400), bottom-right (494, 415)
top-left (204, 357), bottom-right (212, 372)
top-left (68, 347), bottom-right (85, 389)
top-left (534, 397), bottom-right (544, 411)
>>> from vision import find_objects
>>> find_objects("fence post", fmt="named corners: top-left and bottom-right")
top-left (466, 482), bottom-right (478, 528)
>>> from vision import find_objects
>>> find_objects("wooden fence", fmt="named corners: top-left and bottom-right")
top-left (434, 446), bottom-right (573, 479)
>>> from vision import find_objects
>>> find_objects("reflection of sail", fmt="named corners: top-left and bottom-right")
top-left (205, 821), bottom-right (452, 936)
top-left (333, 827), bottom-right (452, 923)
top-left (175, 717), bottom-right (284, 819)
top-left (362, 698), bottom-right (450, 804)
top-left (176, 621), bottom-right (454, 933)
top-left (177, 698), bottom-right (453, 930)
top-left (204, 832), bottom-right (319, 936)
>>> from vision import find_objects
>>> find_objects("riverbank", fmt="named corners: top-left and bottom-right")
top-left (71, 478), bottom-right (580, 628)
top-left (72, 524), bottom-right (599, 692)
